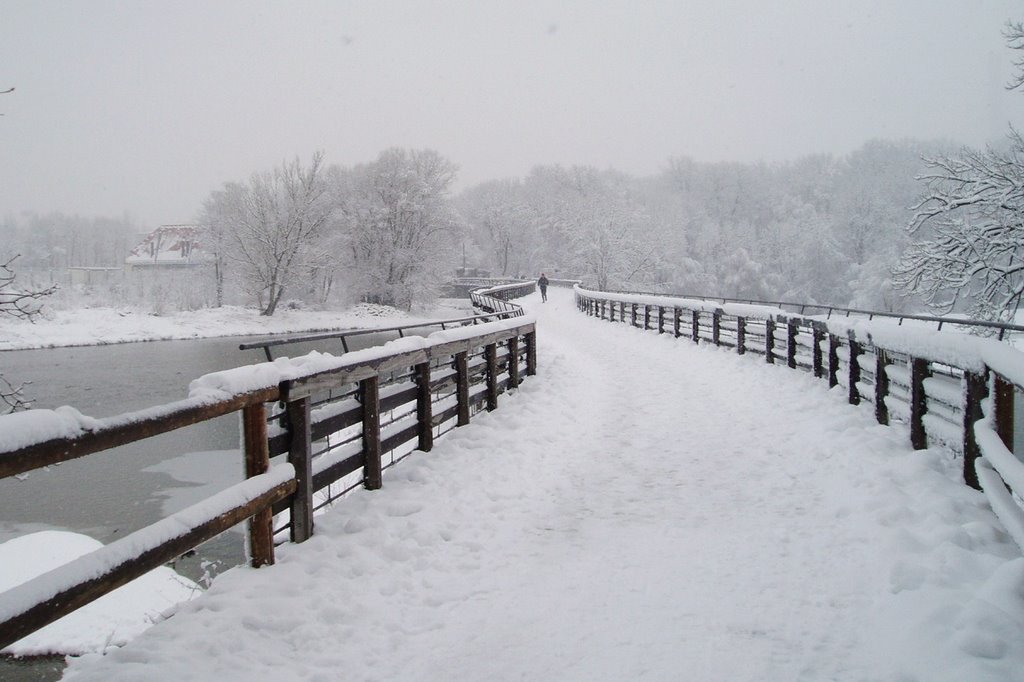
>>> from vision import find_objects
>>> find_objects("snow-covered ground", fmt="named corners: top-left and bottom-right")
top-left (41, 287), bottom-right (1024, 679)
top-left (0, 299), bottom-right (473, 351)
top-left (0, 531), bottom-right (199, 657)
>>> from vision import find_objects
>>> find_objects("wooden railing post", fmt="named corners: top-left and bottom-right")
top-left (874, 349), bottom-right (890, 426)
top-left (416, 362), bottom-right (433, 453)
top-left (526, 331), bottom-right (538, 376)
top-left (910, 357), bottom-right (929, 450)
top-left (787, 322), bottom-right (798, 369)
top-left (508, 336), bottom-right (521, 388)
top-left (712, 310), bottom-right (721, 346)
top-left (828, 334), bottom-right (840, 388)
top-left (609, 301), bottom-right (616, 323)
top-left (243, 403), bottom-right (274, 567)
top-left (455, 351), bottom-right (470, 426)
top-left (691, 310), bottom-right (700, 343)
top-left (812, 327), bottom-right (824, 378)
top-left (362, 375), bottom-right (382, 489)
top-left (287, 396), bottom-right (314, 542)
top-left (765, 318), bottom-right (775, 364)
top-left (631, 303), bottom-right (638, 327)
top-left (620, 302), bottom-right (626, 323)
top-left (485, 343), bottom-right (499, 411)
top-left (994, 373), bottom-right (1016, 452)
top-left (848, 335), bottom-right (861, 406)
top-left (643, 305), bottom-right (650, 330)
top-left (962, 371), bottom-right (987, 489)
top-left (736, 317), bottom-right (746, 355)
top-left (658, 306), bottom-right (665, 334)
top-left (673, 307), bottom-right (681, 338)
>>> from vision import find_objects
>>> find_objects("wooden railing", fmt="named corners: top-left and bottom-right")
top-left (0, 314), bottom-right (537, 650)
top-left (239, 311), bottom-right (522, 361)
top-left (470, 280), bottom-right (535, 315)
top-left (606, 288), bottom-right (1024, 340)
top-left (574, 285), bottom-right (1024, 550)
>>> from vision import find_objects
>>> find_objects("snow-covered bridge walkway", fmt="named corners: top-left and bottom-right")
top-left (65, 287), bottom-right (1024, 681)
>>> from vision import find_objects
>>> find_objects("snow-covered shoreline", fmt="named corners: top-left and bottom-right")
top-left (0, 300), bottom-right (474, 352)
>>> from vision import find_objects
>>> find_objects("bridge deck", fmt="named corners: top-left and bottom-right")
top-left (66, 288), bottom-right (1024, 681)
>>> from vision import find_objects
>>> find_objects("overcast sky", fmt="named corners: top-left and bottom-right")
top-left (2, 0), bottom-right (1022, 226)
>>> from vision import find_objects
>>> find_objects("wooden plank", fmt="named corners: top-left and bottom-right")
top-left (485, 343), bottom-right (499, 411)
top-left (381, 422), bottom-right (421, 455)
top-left (994, 373), bottom-right (1016, 452)
top-left (874, 349), bottom-right (890, 426)
top-left (508, 336), bottom-right (521, 388)
top-left (432, 403), bottom-right (461, 427)
top-left (287, 396), bottom-right (314, 542)
top-left (673, 307), bottom-right (681, 338)
top-left (0, 387), bottom-right (279, 479)
top-left (962, 371), bottom-right (987, 490)
top-left (309, 452), bottom-right (364, 496)
top-left (526, 331), bottom-right (537, 376)
top-left (812, 327), bottom-right (824, 378)
top-left (828, 334), bottom-right (840, 388)
top-left (362, 376), bottom-right (382, 490)
top-left (736, 317), bottom-right (746, 355)
top-left (848, 337), bottom-right (861, 406)
top-left (787, 322), bottom-right (798, 369)
top-left (712, 310), bottom-right (721, 346)
top-left (380, 384), bottom-right (418, 414)
top-left (631, 303), bottom-right (637, 327)
top-left (643, 305), bottom-right (650, 330)
top-left (455, 351), bottom-right (470, 426)
top-left (910, 357), bottom-right (929, 450)
top-left (416, 362), bottom-right (433, 452)
top-left (691, 310), bottom-right (700, 343)
top-left (242, 403), bottom-right (274, 567)
top-left (658, 306), bottom-right (665, 334)
top-left (0, 478), bottom-right (294, 651)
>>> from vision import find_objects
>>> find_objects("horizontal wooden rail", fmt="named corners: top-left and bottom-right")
top-left (575, 285), bottom-right (1024, 550)
top-left (0, 310), bottom-right (539, 651)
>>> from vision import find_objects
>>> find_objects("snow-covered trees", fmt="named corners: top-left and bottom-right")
top-left (457, 179), bottom-right (537, 277)
top-left (892, 21), bottom-right (1024, 322)
top-left (1, 255), bottom-right (57, 412)
top-left (202, 153), bottom-right (333, 316)
top-left (333, 149), bottom-right (460, 309)
top-left (457, 165), bottom-right (663, 290)
top-left (892, 132), bottom-right (1024, 321)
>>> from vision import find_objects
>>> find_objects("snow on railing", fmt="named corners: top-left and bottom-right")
top-left (0, 316), bottom-right (539, 651)
top-left (574, 285), bottom-right (1024, 551)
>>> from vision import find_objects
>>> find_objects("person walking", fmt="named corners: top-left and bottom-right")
top-left (538, 273), bottom-right (549, 302)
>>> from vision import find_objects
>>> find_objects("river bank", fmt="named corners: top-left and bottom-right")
top-left (0, 299), bottom-right (473, 351)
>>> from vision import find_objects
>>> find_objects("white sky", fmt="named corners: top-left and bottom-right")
top-left (2, 0), bottom-right (1022, 226)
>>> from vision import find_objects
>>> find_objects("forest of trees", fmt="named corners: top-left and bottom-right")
top-left (458, 138), bottom-right (947, 312)
top-left (0, 137), bottom-right (980, 316)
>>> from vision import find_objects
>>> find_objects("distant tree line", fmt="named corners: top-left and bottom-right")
top-left (6, 15), bottom-right (1024, 323)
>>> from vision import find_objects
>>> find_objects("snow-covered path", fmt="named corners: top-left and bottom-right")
top-left (65, 287), bottom-right (1024, 681)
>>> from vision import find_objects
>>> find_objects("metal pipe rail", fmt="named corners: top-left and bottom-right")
top-left (0, 317), bottom-right (539, 651)
top-left (239, 312), bottom-right (521, 361)
top-left (608, 288), bottom-right (1024, 340)
top-left (575, 285), bottom-right (1024, 551)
